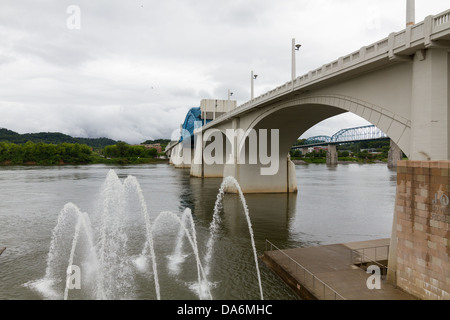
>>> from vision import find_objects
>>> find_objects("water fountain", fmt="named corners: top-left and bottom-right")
top-left (25, 170), bottom-right (263, 300)
top-left (204, 176), bottom-right (264, 300)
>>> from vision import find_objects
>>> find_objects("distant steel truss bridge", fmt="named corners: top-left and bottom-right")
top-left (293, 125), bottom-right (389, 149)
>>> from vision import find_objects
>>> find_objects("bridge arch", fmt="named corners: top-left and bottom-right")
top-left (238, 94), bottom-right (411, 158)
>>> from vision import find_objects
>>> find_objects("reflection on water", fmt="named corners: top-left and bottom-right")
top-left (0, 163), bottom-right (397, 300)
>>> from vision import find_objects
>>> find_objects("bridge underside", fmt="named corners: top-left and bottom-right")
top-left (188, 104), bottom-right (345, 193)
top-left (187, 92), bottom-right (413, 193)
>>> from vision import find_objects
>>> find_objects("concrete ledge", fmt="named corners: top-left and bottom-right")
top-left (262, 239), bottom-right (417, 300)
top-left (260, 253), bottom-right (317, 300)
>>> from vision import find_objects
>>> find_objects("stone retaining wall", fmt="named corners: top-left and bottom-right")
top-left (392, 160), bottom-right (449, 300)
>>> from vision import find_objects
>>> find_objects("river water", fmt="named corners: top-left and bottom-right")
top-left (0, 163), bottom-right (397, 300)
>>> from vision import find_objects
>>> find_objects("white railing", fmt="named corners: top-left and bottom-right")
top-left (434, 9), bottom-right (450, 26)
top-left (207, 8), bottom-right (450, 128)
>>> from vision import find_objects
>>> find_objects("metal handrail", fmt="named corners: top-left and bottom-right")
top-left (350, 245), bottom-right (389, 266)
top-left (350, 245), bottom-right (396, 284)
top-left (265, 240), bottom-right (346, 300)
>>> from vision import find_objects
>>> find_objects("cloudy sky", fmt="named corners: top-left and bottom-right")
top-left (1, 1), bottom-right (449, 144)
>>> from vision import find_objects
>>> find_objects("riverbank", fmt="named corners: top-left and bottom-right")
top-left (90, 157), bottom-right (169, 165)
top-left (291, 159), bottom-right (388, 165)
top-left (0, 140), bottom-right (169, 166)
top-left (0, 157), bottom-right (169, 166)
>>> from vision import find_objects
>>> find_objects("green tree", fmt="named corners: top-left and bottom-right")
top-left (339, 151), bottom-right (350, 157)
top-left (290, 149), bottom-right (301, 158)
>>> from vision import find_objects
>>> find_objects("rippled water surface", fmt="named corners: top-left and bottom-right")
top-left (0, 163), bottom-right (397, 300)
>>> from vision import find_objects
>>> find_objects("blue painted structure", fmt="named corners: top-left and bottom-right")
top-left (179, 107), bottom-right (211, 142)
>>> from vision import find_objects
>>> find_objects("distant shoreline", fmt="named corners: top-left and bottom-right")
top-left (1, 159), bottom-right (387, 167)
top-left (291, 159), bottom-right (387, 165)
top-left (0, 158), bottom-right (169, 166)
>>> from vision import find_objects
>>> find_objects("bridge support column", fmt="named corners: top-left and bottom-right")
top-left (326, 144), bottom-right (338, 165)
top-left (221, 121), bottom-right (297, 193)
top-left (301, 147), bottom-right (309, 156)
top-left (410, 48), bottom-right (450, 161)
top-left (190, 127), bottom-right (225, 178)
top-left (388, 140), bottom-right (403, 168)
top-left (223, 154), bottom-right (298, 193)
top-left (190, 132), bottom-right (204, 177)
top-left (171, 142), bottom-right (193, 169)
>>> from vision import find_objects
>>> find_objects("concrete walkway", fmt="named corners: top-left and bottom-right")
top-left (262, 239), bottom-right (417, 300)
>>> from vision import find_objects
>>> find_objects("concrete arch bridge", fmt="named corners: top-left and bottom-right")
top-left (166, 9), bottom-right (450, 194)
top-left (165, 8), bottom-right (450, 299)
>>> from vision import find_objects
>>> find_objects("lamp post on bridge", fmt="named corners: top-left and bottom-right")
top-left (406, 0), bottom-right (415, 27)
top-left (251, 70), bottom-right (258, 100)
top-left (228, 89), bottom-right (233, 100)
top-left (292, 38), bottom-right (301, 81)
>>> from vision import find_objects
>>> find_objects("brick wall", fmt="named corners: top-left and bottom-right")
top-left (394, 160), bottom-right (449, 300)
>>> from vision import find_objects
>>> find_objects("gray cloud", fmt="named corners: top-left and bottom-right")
top-left (0, 0), bottom-right (449, 144)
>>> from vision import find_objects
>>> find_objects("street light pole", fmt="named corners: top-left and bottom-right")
top-left (228, 89), bottom-right (233, 100)
top-left (292, 38), bottom-right (296, 81)
top-left (251, 70), bottom-right (257, 100)
top-left (292, 38), bottom-right (301, 81)
top-left (406, 0), bottom-right (415, 27)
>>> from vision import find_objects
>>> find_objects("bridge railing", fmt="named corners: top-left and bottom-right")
top-left (265, 240), bottom-right (346, 300)
top-left (434, 9), bottom-right (450, 27)
top-left (208, 8), bottom-right (450, 128)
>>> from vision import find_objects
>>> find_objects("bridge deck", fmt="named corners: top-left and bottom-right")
top-left (262, 239), bottom-right (417, 300)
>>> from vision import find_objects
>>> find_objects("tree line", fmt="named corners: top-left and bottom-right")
top-left (0, 141), bottom-right (162, 165)
top-left (0, 128), bottom-right (117, 149)
top-left (0, 141), bottom-right (93, 165)
top-left (0, 127), bottom-right (170, 165)
top-left (103, 142), bottom-right (158, 159)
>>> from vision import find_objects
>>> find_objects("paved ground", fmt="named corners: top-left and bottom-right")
top-left (263, 239), bottom-right (417, 300)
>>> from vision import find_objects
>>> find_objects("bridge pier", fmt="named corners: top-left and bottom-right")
top-left (189, 121), bottom-right (299, 193)
top-left (169, 141), bottom-right (193, 169)
top-left (190, 126), bottom-right (227, 178)
top-left (326, 144), bottom-right (338, 166)
top-left (190, 145), bottom-right (225, 178)
top-left (410, 47), bottom-right (450, 161)
top-left (222, 154), bottom-right (298, 194)
top-left (388, 140), bottom-right (403, 168)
